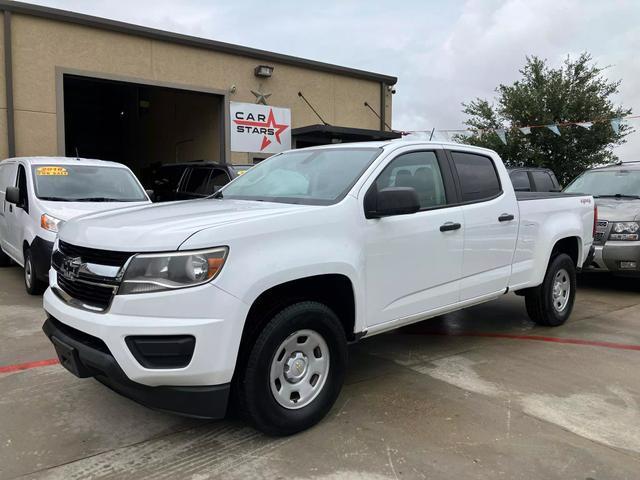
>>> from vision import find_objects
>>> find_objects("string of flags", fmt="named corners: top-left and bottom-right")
top-left (399, 114), bottom-right (639, 145)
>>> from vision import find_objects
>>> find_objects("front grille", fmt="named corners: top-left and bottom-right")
top-left (59, 241), bottom-right (133, 267)
top-left (594, 232), bottom-right (605, 242)
top-left (57, 273), bottom-right (116, 310)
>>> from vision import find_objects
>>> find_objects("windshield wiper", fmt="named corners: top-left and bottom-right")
top-left (72, 197), bottom-right (132, 202)
top-left (594, 194), bottom-right (640, 199)
top-left (37, 196), bottom-right (72, 201)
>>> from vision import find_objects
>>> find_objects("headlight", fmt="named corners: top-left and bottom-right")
top-left (41, 213), bottom-right (62, 233)
top-left (610, 222), bottom-right (639, 241)
top-left (119, 247), bottom-right (228, 295)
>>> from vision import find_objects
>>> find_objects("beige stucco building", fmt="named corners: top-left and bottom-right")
top-left (0, 1), bottom-right (398, 175)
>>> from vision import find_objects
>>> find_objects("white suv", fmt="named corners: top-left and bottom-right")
top-left (0, 157), bottom-right (151, 294)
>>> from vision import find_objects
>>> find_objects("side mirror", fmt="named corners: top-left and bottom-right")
top-left (145, 189), bottom-right (156, 202)
top-left (5, 186), bottom-right (20, 205)
top-left (365, 187), bottom-right (420, 219)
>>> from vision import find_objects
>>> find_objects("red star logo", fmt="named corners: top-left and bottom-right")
top-left (234, 108), bottom-right (289, 151)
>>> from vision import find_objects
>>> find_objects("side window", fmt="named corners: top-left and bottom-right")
top-left (531, 171), bottom-right (555, 192)
top-left (510, 171), bottom-right (531, 191)
top-left (183, 167), bottom-right (212, 195)
top-left (375, 151), bottom-right (448, 209)
top-left (17, 165), bottom-right (29, 212)
top-left (206, 169), bottom-right (231, 194)
top-left (451, 152), bottom-right (501, 202)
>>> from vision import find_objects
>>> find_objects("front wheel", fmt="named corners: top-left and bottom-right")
top-left (24, 248), bottom-right (46, 295)
top-left (238, 301), bottom-right (348, 436)
top-left (525, 253), bottom-right (576, 326)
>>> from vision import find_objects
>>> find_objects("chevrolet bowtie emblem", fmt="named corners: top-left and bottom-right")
top-left (61, 256), bottom-right (82, 281)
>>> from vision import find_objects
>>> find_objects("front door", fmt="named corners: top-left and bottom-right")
top-left (5, 164), bottom-right (29, 262)
top-left (0, 162), bottom-right (18, 256)
top-left (364, 149), bottom-right (464, 328)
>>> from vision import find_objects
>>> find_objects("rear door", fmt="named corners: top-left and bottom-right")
top-left (364, 147), bottom-right (464, 327)
top-left (448, 150), bottom-right (519, 301)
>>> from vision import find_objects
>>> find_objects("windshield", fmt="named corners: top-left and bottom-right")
top-left (32, 164), bottom-right (148, 202)
top-left (219, 148), bottom-right (382, 205)
top-left (564, 169), bottom-right (640, 198)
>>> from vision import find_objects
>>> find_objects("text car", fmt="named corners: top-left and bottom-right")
top-left (0, 157), bottom-right (151, 294)
top-left (42, 142), bottom-right (595, 435)
top-left (564, 161), bottom-right (640, 276)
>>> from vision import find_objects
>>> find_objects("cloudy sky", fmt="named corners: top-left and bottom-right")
top-left (27, 0), bottom-right (640, 159)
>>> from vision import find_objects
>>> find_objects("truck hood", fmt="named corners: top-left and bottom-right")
top-left (58, 198), bottom-right (309, 252)
top-left (40, 200), bottom-right (151, 222)
top-left (594, 198), bottom-right (640, 222)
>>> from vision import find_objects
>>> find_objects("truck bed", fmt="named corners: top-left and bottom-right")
top-left (516, 191), bottom-right (584, 201)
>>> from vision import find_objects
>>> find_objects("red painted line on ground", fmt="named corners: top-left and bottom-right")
top-left (0, 358), bottom-right (59, 374)
top-left (424, 332), bottom-right (640, 351)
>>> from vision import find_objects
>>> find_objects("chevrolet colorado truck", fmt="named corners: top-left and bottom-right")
top-left (42, 141), bottom-right (596, 435)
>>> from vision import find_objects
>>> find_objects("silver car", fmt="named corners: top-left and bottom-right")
top-left (564, 162), bottom-right (640, 276)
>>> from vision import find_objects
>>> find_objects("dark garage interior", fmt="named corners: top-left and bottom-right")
top-left (62, 74), bottom-right (224, 177)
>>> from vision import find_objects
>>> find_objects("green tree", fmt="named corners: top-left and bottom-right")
top-left (458, 53), bottom-right (632, 184)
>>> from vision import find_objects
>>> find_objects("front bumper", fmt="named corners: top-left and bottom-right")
top-left (43, 316), bottom-right (230, 418)
top-left (44, 273), bottom-right (249, 387)
top-left (583, 241), bottom-right (640, 275)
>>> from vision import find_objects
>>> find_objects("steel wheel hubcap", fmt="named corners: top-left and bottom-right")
top-left (270, 329), bottom-right (330, 410)
top-left (25, 258), bottom-right (32, 287)
top-left (552, 268), bottom-right (570, 312)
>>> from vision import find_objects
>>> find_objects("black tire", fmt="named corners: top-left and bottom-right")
top-left (24, 248), bottom-right (46, 295)
top-left (237, 301), bottom-right (348, 436)
top-left (525, 253), bottom-right (576, 326)
top-left (0, 247), bottom-right (10, 267)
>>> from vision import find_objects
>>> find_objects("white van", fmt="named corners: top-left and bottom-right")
top-left (0, 157), bottom-right (151, 294)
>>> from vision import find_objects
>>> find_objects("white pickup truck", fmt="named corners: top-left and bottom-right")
top-left (42, 141), bottom-right (596, 435)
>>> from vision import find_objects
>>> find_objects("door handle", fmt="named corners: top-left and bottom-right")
top-left (440, 222), bottom-right (462, 232)
top-left (498, 213), bottom-right (515, 222)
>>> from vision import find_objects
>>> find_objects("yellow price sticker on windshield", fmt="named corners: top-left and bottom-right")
top-left (236, 170), bottom-right (247, 176)
top-left (37, 166), bottom-right (68, 176)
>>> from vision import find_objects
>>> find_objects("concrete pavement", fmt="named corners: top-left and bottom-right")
top-left (1, 264), bottom-right (640, 479)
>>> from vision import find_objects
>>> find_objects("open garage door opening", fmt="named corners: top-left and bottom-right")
top-left (62, 74), bottom-right (225, 181)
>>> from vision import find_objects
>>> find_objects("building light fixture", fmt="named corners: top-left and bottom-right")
top-left (254, 65), bottom-right (274, 78)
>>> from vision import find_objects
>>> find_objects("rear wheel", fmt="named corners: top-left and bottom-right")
top-left (237, 301), bottom-right (348, 436)
top-left (24, 248), bottom-right (46, 295)
top-left (525, 253), bottom-right (576, 326)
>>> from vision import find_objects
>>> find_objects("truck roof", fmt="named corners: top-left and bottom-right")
top-left (300, 140), bottom-right (498, 155)
top-left (0, 156), bottom-right (130, 168)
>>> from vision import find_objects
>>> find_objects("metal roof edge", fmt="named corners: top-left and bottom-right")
top-left (0, 0), bottom-right (398, 85)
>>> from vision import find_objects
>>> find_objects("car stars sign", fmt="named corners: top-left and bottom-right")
top-left (230, 102), bottom-right (291, 153)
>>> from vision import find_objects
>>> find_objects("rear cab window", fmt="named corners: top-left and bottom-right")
top-left (450, 151), bottom-right (502, 202)
top-left (531, 171), bottom-right (556, 192)
top-left (510, 170), bottom-right (531, 191)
